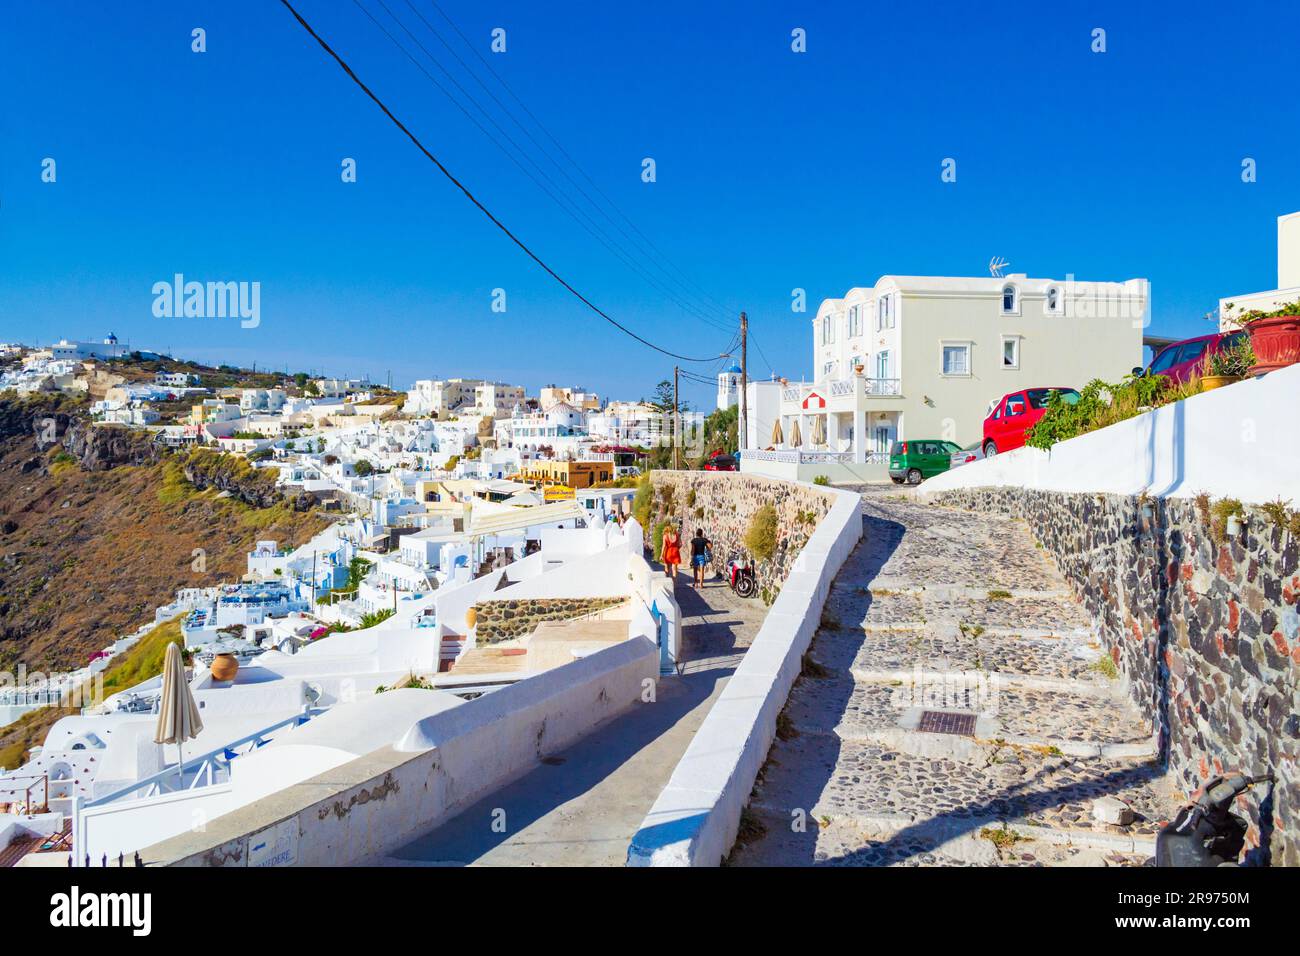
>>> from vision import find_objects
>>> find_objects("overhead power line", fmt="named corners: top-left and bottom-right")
top-left (359, 0), bottom-right (735, 335)
top-left (277, 0), bottom-right (725, 364)
top-left (425, 0), bottom-right (737, 324)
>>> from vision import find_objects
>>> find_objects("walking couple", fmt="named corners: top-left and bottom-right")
top-left (661, 524), bottom-right (712, 589)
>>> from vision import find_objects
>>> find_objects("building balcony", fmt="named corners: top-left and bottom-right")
top-left (779, 377), bottom-right (903, 413)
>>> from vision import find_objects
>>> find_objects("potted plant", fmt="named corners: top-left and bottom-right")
top-left (1201, 338), bottom-right (1256, 390)
top-left (1226, 299), bottom-right (1300, 375)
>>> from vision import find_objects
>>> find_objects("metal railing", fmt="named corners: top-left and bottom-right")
top-left (83, 709), bottom-right (323, 808)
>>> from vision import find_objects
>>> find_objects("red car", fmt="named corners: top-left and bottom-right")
top-left (702, 450), bottom-right (738, 471)
top-left (1137, 330), bottom-right (1249, 385)
top-left (982, 387), bottom-right (1080, 457)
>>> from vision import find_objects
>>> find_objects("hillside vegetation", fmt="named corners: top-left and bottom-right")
top-left (0, 617), bottom-right (184, 770)
top-left (0, 394), bottom-right (328, 672)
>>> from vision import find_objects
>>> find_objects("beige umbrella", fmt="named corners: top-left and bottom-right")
top-left (788, 418), bottom-right (802, 448)
top-left (811, 414), bottom-right (827, 447)
top-left (770, 418), bottom-right (784, 446)
top-left (154, 642), bottom-right (203, 786)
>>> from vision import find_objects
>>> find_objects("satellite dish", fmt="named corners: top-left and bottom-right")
top-left (989, 256), bottom-right (1010, 278)
top-left (303, 682), bottom-right (323, 707)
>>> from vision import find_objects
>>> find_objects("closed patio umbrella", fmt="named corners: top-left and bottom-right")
top-left (770, 418), bottom-right (784, 446)
top-left (811, 414), bottom-right (827, 447)
top-left (788, 418), bottom-right (802, 449)
top-left (154, 642), bottom-right (203, 787)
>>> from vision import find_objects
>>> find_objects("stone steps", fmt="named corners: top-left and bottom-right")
top-left (730, 488), bottom-right (1176, 867)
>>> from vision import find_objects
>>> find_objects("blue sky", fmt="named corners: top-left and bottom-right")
top-left (2, 0), bottom-right (1297, 408)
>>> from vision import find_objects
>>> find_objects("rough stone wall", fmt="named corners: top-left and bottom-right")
top-left (644, 472), bottom-right (834, 602)
top-left (930, 487), bottom-right (1299, 865)
top-left (473, 596), bottom-right (625, 644)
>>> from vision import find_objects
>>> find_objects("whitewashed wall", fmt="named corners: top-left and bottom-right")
top-left (921, 363), bottom-right (1300, 505)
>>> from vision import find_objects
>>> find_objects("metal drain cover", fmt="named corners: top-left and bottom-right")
top-left (917, 710), bottom-right (978, 736)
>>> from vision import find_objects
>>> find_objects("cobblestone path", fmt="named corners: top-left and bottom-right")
top-left (730, 487), bottom-right (1182, 867)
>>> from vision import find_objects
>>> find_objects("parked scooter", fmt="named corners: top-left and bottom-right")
top-left (1155, 772), bottom-right (1274, 866)
top-left (727, 552), bottom-right (757, 599)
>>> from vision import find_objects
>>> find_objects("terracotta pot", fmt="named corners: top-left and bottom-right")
top-left (1247, 314), bottom-right (1300, 374)
top-left (210, 653), bottom-right (239, 682)
top-left (465, 606), bottom-right (478, 630)
top-left (1200, 374), bottom-right (1240, 391)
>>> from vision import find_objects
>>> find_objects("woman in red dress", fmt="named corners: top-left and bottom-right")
top-left (661, 524), bottom-right (682, 582)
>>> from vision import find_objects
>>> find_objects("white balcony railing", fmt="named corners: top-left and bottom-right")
top-left (864, 378), bottom-right (902, 396)
top-left (781, 378), bottom-right (902, 404)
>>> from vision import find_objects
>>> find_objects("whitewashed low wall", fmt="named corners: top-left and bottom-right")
top-left (626, 482), bottom-right (863, 866)
top-left (741, 455), bottom-right (888, 485)
top-left (921, 363), bottom-right (1300, 505)
top-left (143, 636), bottom-right (659, 866)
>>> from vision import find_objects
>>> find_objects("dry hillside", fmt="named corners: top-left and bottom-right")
top-left (0, 393), bottom-right (328, 672)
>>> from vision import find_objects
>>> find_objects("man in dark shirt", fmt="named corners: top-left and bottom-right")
top-left (689, 528), bottom-right (711, 589)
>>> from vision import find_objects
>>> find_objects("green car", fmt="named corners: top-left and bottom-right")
top-left (888, 440), bottom-right (962, 485)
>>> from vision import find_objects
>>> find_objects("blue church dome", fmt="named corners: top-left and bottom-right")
top-left (722, 364), bottom-right (742, 375)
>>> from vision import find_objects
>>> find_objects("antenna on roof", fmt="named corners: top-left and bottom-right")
top-left (988, 256), bottom-right (1010, 278)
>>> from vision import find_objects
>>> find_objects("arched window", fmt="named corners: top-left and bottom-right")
top-left (1002, 285), bottom-right (1018, 313)
top-left (1046, 286), bottom-right (1060, 312)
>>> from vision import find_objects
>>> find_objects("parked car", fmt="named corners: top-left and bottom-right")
top-left (702, 451), bottom-right (738, 471)
top-left (982, 387), bottom-right (1080, 457)
top-left (888, 439), bottom-right (963, 484)
top-left (949, 442), bottom-right (985, 470)
top-left (1136, 330), bottom-right (1249, 385)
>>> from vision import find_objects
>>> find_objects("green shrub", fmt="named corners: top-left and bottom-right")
top-left (1026, 375), bottom-right (1202, 451)
top-left (652, 520), bottom-right (669, 561)
top-left (1210, 498), bottom-right (1244, 543)
top-left (812, 475), bottom-right (829, 486)
top-left (359, 608), bottom-right (395, 629)
top-left (1207, 338), bottom-right (1256, 377)
top-left (632, 472), bottom-right (653, 529)
top-left (745, 504), bottom-right (778, 562)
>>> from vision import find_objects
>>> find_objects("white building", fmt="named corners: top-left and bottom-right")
top-left (1220, 210), bottom-right (1300, 326)
top-left (240, 388), bottom-right (287, 412)
top-left (744, 272), bottom-right (1147, 482)
top-left (49, 334), bottom-right (128, 361)
top-left (473, 381), bottom-right (527, 420)
top-left (155, 371), bottom-right (198, 387)
top-left (405, 378), bottom-right (482, 418)
top-left (716, 364), bottom-right (741, 411)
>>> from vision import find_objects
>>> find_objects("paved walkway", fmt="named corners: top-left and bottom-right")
top-left (380, 571), bottom-right (765, 866)
top-left (730, 487), bottom-right (1180, 867)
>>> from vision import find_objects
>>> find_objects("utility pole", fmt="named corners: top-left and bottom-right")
top-left (673, 365), bottom-right (680, 470)
top-left (739, 312), bottom-right (748, 454)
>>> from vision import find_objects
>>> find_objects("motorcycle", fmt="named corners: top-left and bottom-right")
top-left (727, 552), bottom-right (757, 599)
top-left (1155, 772), bottom-right (1274, 866)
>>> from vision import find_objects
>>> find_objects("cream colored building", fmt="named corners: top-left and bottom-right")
top-left (473, 382), bottom-right (526, 419)
top-left (539, 385), bottom-right (600, 412)
top-left (745, 272), bottom-right (1147, 481)
top-left (406, 378), bottom-right (481, 418)
top-left (1219, 210), bottom-right (1300, 326)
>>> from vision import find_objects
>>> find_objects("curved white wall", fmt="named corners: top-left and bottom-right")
top-left (921, 364), bottom-right (1300, 505)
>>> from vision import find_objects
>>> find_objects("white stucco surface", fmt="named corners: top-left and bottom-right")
top-left (626, 481), bottom-right (864, 866)
top-left (920, 363), bottom-right (1300, 505)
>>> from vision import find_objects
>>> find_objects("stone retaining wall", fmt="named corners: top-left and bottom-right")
top-left (472, 596), bottom-right (625, 644)
top-left (928, 487), bottom-right (1299, 866)
top-left (643, 472), bottom-right (834, 601)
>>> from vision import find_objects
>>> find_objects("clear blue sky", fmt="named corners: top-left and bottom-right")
top-left (2, 0), bottom-right (1297, 409)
